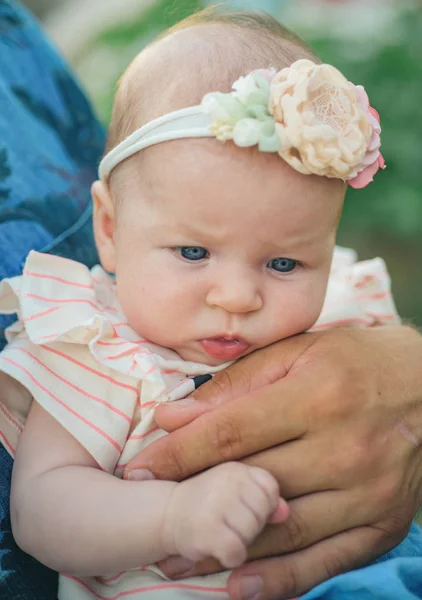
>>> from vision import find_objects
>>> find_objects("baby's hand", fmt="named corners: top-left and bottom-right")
top-left (161, 462), bottom-right (288, 569)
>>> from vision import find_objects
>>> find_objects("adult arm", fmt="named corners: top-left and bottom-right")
top-left (124, 325), bottom-right (422, 600)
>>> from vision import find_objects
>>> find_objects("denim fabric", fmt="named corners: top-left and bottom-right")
top-left (0, 0), bottom-right (105, 351)
top-left (0, 1), bottom-right (105, 598)
top-left (301, 523), bottom-right (422, 599)
top-left (0, 444), bottom-right (58, 599)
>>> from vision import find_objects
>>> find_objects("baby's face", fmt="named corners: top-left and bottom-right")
top-left (97, 140), bottom-right (345, 366)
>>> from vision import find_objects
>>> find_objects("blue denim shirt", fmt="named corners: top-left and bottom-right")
top-left (0, 0), bottom-right (105, 351)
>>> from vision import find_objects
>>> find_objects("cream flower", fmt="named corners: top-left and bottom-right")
top-left (268, 59), bottom-right (373, 180)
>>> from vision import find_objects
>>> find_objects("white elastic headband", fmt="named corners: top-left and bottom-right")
top-left (99, 106), bottom-right (212, 181)
top-left (98, 60), bottom-right (385, 189)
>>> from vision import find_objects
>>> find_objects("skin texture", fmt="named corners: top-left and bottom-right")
top-left (93, 139), bottom-right (344, 366)
top-left (124, 325), bottom-right (422, 600)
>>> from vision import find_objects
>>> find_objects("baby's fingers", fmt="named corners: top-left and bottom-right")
top-left (214, 530), bottom-right (248, 569)
top-left (222, 468), bottom-right (288, 549)
top-left (245, 467), bottom-right (286, 520)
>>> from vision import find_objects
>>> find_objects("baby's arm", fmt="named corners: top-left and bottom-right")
top-left (11, 402), bottom-right (285, 576)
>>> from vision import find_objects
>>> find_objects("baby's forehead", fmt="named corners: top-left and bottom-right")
top-left (109, 22), bottom-right (317, 149)
top-left (119, 136), bottom-right (345, 235)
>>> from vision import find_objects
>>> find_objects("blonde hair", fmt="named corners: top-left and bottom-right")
top-left (106, 6), bottom-right (319, 153)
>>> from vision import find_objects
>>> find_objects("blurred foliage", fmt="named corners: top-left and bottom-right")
top-left (301, 6), bottom-right (422, 241)
top-left (83, 0), bottom-right (205, 124)
top-left (76, 0), bottom-right (422, 325)
top-left (295, 3), bottom-right (422, 326)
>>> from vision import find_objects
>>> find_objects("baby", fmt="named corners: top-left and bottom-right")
top-left (0, 8), bottom-right (398, 600)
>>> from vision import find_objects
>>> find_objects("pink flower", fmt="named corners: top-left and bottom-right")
top-left (348, 86), bottom-right (386, 189)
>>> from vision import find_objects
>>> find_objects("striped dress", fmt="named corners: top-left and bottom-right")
top-left (0, 249), bottom-right (399, 599)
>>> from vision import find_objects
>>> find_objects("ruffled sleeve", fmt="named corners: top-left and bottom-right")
top-left (0, 251), bottom-right (141, 471)
top-left (312, 246), bottom-right (400, 330)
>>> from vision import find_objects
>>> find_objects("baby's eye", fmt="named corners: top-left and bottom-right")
top-left (267, 257), bottom-right (297, 273)
top-left (176, 246), bottom-right (209, 261)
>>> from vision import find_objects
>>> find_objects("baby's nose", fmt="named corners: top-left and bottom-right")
top-left (206, 271), bottom-right (263, 314)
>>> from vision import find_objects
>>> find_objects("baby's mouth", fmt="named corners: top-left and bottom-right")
top-left (199, 336), bottom-right (250, 361)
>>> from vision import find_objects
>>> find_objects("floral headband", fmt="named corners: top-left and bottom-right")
top-left (99, 59), bottom-right (385, 189)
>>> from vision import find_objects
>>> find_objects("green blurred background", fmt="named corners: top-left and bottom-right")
top-left (28, 0), bottom-right (422, 326)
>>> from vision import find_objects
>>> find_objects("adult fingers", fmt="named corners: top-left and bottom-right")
top-left (241, 425), bottom-right (389, 499)
top-left (227, 522), bottom-right (405, 600)
top-left (125, 376), bottom-right (307, 481)
top-left (159, 488), bottom-right (371, 579)
top-left (153, 335), bottom-right (314, 433)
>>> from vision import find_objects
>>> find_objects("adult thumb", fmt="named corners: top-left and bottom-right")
top-left (154, 339), bottom-right (302, 432)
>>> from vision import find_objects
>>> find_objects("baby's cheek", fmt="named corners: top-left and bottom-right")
top-left (115, 277), bottom-right (153, 331)
top-left (277, 283), bottom-right (326, 336)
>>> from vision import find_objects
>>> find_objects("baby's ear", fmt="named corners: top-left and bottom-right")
top-left (91, 180), bottom-right (116, 273)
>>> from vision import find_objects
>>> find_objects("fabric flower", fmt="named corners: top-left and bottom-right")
top-left (201, 71), bottom-right (280, 151)
top-left (268, 59), bottom-right (374, 181)
top-left (347, 85), bottom-right (386, 189)
top-left (201, 59), bottom-right (384, 188)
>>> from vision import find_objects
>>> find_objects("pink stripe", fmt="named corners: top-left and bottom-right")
top-left (96, 340), bottom-right (145, 347)
top-left (24, 306), bottom-right (61, 322)
top-left (128, 425), bottom-right (160, 441)
top-left (103, 347), bottom-right (143, 361)
top-left (23, 293), bottom-right (118, 313)
top-left (0, 396), bottom-right (23, 432)
top-left (355, 290), bottom-right (391, 301)
top-left (98, 572), bottom-right (126, 584)
top-left (165, 378), bottom-right (192, 399)
top-left (24, 270), bottom-right (94, 289)
top-left (8, 347), bottom-right (131, 423)
top-left (0, 357), bottom-right (123, 454)
top-left (0, 430), bottom-right (15, 455)
top-left (64, 574), bottom-right (228, 598)
top-left (41, 346), bottom-right (138, 392)
top-left (312, 317), bottom-right (371, 329)
top-left (98, 568), bottom-right (150, 584)
top-left (354, 277), bottom-right (373, 288)
top-left (324, 290), bottom-right (391, 309)
top-left (312, 314), bottom-right (399, 330)
top-left (34, 333), bottom-right (61, 343)
top-left (141, 400), bottom-right (156, 408)
top-left (128, 360), bottom-right (138, 376)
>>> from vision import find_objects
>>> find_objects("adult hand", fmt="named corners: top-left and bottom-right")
top-left (124, 326), bottom-right (422, 600)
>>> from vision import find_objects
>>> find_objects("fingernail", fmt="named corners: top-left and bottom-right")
top-left (161, 556), bottom-right (196, 577)
top-left (239, 575), bottom-right (263, 600)
top-left (127, 469), bottom-right (156, 481)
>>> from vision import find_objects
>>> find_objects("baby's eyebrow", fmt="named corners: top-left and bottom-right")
top-left (154, 222), bottom-right (219, 242)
